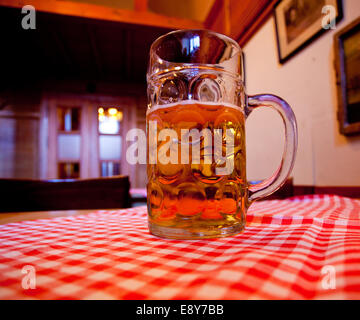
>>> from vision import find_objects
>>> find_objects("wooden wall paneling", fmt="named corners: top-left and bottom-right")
top-left (46, 98), bottom-right (57, 179)
top-left (224, 0), bottom-right (231, 36)
top-left (228, 0), bottom-right (269, 41)
top-left (134, 0), bottom-right (148, 12)
top-left (293, 185), bottom-right (315, 197)
top-left (314, 186), bottom-right (360, 199)
top-left (80, 99), bottom-right (90, 179)
top-left (205, 0), bottom-right (228, 35)
top-left (135, 96), bottom-right (147, 189)
top-left (261, 181), bottom-right (360, 200)
top-left (234, 0), bottom-right (278, 47)
top-left (0, 112), bottom-right (40, 179)
top-left (205, 0), bottom-right (277, 47)
top-left (45, 95), bottom-right (85, 179)
top-left (39, 98), bottom-right (49, 179)
top-left (0, 117), bottom-right (15, 178)
top-left (0, 176), bottom-right (131, 212)
top-left (87, 100), bottom-right (100, 178)
top-left (122, 97), bottom-right (138, 189)
top-left (15, 117), bottom-right (40, 179)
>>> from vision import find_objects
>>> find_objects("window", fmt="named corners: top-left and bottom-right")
top-left (98, 107), bottom-right (123, 177)
top-left (58, 162), bottom-right (80, 179)
top-left (57, 107), bottom-right (81, 132)
top-left (57, 106), bottom-right (81, 179)
top-left (46, 98), bottom-right (129, 181)
top-left (98, 107), bottom-right (122, 134)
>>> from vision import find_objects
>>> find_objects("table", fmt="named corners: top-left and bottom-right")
top-left (0, 194), bottom-right (360, 299)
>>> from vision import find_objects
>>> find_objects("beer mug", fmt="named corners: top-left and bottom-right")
top-left (146, 30), bottom-right (297, 239)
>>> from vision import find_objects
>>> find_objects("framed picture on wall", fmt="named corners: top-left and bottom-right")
top-left (274, 0), bottom-right (343, 63)
top-left (334, 17), bottom-right (360, 136)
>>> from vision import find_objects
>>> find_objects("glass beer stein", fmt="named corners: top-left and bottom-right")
top-left (146, 30), bottom-right (297, 239)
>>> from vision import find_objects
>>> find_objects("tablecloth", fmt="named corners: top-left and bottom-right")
top-left (0, 194), bottom-right (359, 300)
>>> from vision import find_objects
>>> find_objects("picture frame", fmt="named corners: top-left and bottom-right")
top-left (334, 17), bottom-right (360, 136)
top-left (274, 0), bottom-right (343, 64)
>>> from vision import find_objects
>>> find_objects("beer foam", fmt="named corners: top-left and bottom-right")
top-left (147, 100), bottom-right (243, 116)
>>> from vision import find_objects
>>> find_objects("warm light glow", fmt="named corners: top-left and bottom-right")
top-left (98, 107), bottom-right (122, 134)
top-left (108, 108), bottom-right (118, 115)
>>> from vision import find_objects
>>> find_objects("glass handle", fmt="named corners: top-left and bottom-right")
top-left (246, 94), bottom-right (298, 203)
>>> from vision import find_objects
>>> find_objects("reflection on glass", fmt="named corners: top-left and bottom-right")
top-left (58, 162), bottom-right (80, 179)
top-left (57, 107), bottom-right (80, 131)
top-left (98, 107), bottom-right (123, 134)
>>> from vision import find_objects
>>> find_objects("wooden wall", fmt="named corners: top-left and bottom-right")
top-left (0, 85), bottom-right (148, 188)
top-left (205, 0), bottom-right (278, 46)
top-left (0, 92), bottom-right (41, 179)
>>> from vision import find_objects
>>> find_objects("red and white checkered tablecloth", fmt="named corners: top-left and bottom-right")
top-left (0, 194), bottom-right (360, 300)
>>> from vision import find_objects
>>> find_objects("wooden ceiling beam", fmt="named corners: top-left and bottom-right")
top-left (205, 0), bottom-right (226, 34)
top-left (134, 0), bottom-right (148, 12)
top-left (0, 0), bottom-right (203, 30)
top-left (205, 0), bottom-right (278, 47)
top-left (232, 0), bottom-right (278, 47)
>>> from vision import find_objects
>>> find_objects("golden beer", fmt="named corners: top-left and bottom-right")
top-left (147, 101), bottom-right (247, 238)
